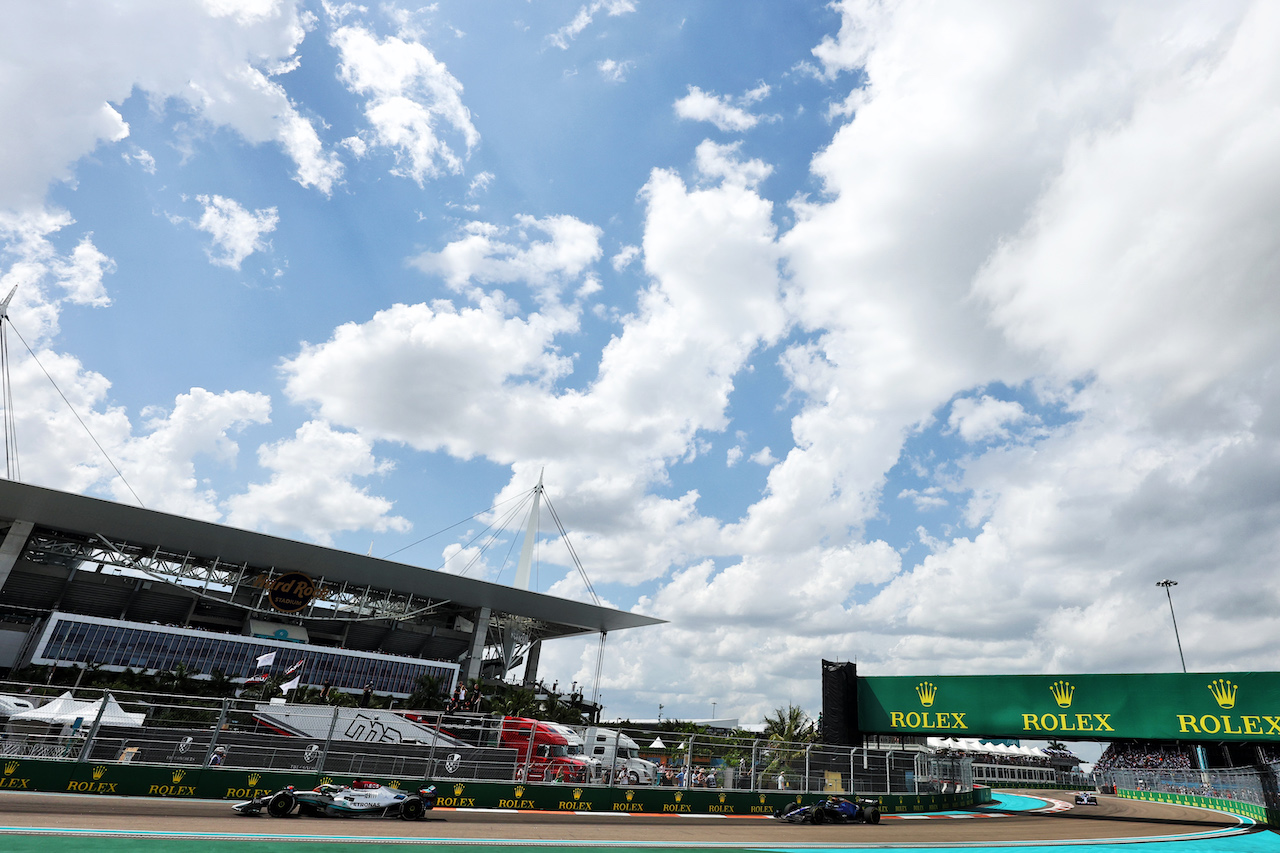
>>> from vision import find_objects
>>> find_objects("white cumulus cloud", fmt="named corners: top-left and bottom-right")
top-left (0, 0), bottom-right (342, 206)
top-left (193, 194), bottom-right (279, 270)
top-left (948, 395), bottom-right (1030, 443)
top-left (410, 215), bottom-right (603, 303)
top-left (331, 22), bottom-right (479, 185)
top-left (226, 420), bottom-right (411, 545)
top-left (674, 84), bottom-right (775, 133)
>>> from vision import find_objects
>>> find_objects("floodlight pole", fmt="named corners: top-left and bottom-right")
top-left (1157, 579), bottom-right (1187, 673)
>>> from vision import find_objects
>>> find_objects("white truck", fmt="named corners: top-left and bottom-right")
top-left (583, 726), bottom-right (657, 784)
top-left (542, 721), bottom-right (601, 780)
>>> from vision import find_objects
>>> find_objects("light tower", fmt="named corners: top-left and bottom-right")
top-left (1157, 579), bottom-right (1187, 672)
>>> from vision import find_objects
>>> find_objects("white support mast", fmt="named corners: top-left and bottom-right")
top-left (0, 285), bottom-right (19, 481)
top-left (513, 470), bottom-right (543, 591)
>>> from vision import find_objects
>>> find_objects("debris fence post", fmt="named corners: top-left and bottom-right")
top-left (201, 698), bottom-right (230, 767)
top-left (316, 705), bottom-right (340, 774)
top-left (75, 689), bottom-right (110, 763)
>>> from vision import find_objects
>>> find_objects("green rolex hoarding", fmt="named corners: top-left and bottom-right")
top-left (857, 672), bottom-right (1280, 741)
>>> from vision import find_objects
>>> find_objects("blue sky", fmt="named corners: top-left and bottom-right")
top-left (4, 1), bottom-right (1280, 735)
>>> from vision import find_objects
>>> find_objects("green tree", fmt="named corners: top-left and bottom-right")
top-left (206, 668), bottom-right (236, 698)
top-left (760, 703), bottom-right (814, 787)
top-left (763, 703), bottom-right (814, 744)
top-left (157, 662), bottom-right (201, 694)
top-left (406, 673), bottom-right (449, 711)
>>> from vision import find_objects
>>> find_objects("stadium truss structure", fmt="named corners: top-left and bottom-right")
top-left (0, 479), bottom-right (662, 696)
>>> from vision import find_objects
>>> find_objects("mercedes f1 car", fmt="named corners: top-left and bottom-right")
top-left (1074, 791), bottom-right (1099, 806)
top-left (774, 796), bottom-right (882, 825)
top-left (233, 780), bottom-right (437, 819)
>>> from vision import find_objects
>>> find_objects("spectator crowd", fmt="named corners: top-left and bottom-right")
top-left (1094, 743), bottom-right (1193, 772)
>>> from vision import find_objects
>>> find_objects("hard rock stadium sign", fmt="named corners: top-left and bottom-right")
top-left (856, 672), bottom-right (1280, 742)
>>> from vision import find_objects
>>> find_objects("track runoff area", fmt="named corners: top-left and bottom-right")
top-left (0, 790), bottom-right (1273, 853)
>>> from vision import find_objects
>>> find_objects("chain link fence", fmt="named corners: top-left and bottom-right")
top-left (8, 681), bottom-right (1107, 796)
top-left (1, 682), bottom-right (941, 794)
top-left (1101, 765), bottom-right (1280, 811)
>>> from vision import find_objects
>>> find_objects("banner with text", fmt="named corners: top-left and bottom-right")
top-left (857, 672), bottom-right (1280, 741)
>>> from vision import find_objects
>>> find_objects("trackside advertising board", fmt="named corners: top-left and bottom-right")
top-left (857, 672), bottom-right (1280, 742)
top-left (0, 759), bottom-right (993, 814)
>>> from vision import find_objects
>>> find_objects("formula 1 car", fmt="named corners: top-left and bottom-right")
top-left (774, 796), bottom-right (882, 825)
top-left (233, 780), bottom-right (437, 819)
top-left (1074, 791), bottom-right (1099, 806)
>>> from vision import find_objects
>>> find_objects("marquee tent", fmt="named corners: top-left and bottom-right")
top-left (7, 691), bottom-right (85, 724)
top-left (8, 691), bottom-right (144, 727)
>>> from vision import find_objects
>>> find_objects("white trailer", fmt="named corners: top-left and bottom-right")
top-left (584, 727), bottom-right (657, 784)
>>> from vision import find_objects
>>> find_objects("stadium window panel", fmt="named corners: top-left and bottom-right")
top-left (96, 626), bottom-right (115, 663)
top-left (94, 626), bottom-right (112, 663)
top-left (34, 615), bottom-right (453, 696)
top-left (215, 642), bottom-right (229, 675)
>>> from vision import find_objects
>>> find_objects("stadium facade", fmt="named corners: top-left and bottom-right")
top-left (0, 479), bottom-right (661, 696)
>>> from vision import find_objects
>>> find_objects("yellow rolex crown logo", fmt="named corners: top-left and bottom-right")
top-left (92, 766), bottom-right (108, 780)
top-left (719, 792), bottom-right (726, 803)
top-left (675, 791), bottom-right (683, 802)
top-left (1050, 680), bottom-right (1074, 708)
top-left (1209, 679), bottom-right (1238, 709)
top-left (514, 785), bottom-right (525, 797)
top-left (453, 783), bottom-right (464, 796)
top-left (625, 789), bottom-right (634, 801)
top-left (388, 780), bottom-right (401, 789)
top-left (916, 681), bottom-right (937, 707)
top-left (319, 776), bottom-right (332, 786)
top-left (248, 773), bottom-right (262, 786)
top-left (573, 787), bottom-right (583, 800)
top-left (4, 761), bottom-right (18, 776)
top-left (759, 794), bottom-right (766, 804)
top-left (172, 769), bottom-right (186, 783)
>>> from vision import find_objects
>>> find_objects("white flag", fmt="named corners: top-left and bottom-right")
top-left (281, 674), bottom-right (301, 694)
top-left (256, 651), bottom-right (276, 668)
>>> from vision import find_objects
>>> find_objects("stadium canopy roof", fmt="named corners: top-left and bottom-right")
top-left (0, 478), bottom-right (662, 640)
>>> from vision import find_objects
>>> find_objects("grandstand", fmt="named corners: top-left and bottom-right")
top-left (0, 479), bottom-right (661, 698)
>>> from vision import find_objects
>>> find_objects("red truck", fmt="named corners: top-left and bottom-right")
top-left (499, 717), bottom-right (591, 782)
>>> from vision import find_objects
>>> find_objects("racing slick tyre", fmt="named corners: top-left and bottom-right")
top-left (866, 808), bottom-right (881, 825)
top-left (400, 796), bottom-right (425, 821)
top-left (267, 791), bottom-right (297, 818)
top-left (810, 807), bottom-right (825, 824)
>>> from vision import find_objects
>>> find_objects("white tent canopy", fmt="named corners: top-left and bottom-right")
top-left (8, 691), bottom-right (85, 724)
top-left (928, 737), bottom-right (1053, 758)
top-left (8, 692), bottom-right (144, 728)
top-left (78, 694), bottom-right (145, 728)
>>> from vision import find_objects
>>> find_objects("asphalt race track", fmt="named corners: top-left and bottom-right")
top-left (0, 789), bottom-right (1268, 851)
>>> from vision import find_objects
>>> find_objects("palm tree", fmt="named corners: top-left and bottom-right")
top-left (406, 673), bottom-right (449, 711)
top-left (763, 703), bottom-right (814, 744)
top-left (158, 662), bottom-right (201, 695)
top-left (206, 669), bottom-right (236, 698)
top-left (485, 685), bottom-right (539, 718)
top-left (761, 704), bottom-right (813, 788)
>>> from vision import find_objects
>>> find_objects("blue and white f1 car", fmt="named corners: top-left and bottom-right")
top-left (233, 780), bottom-right (437, 819)
top-left (1074, 791), bottom-right (1099, 805)
top-left (775, 796), bottom-right (882, 824)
